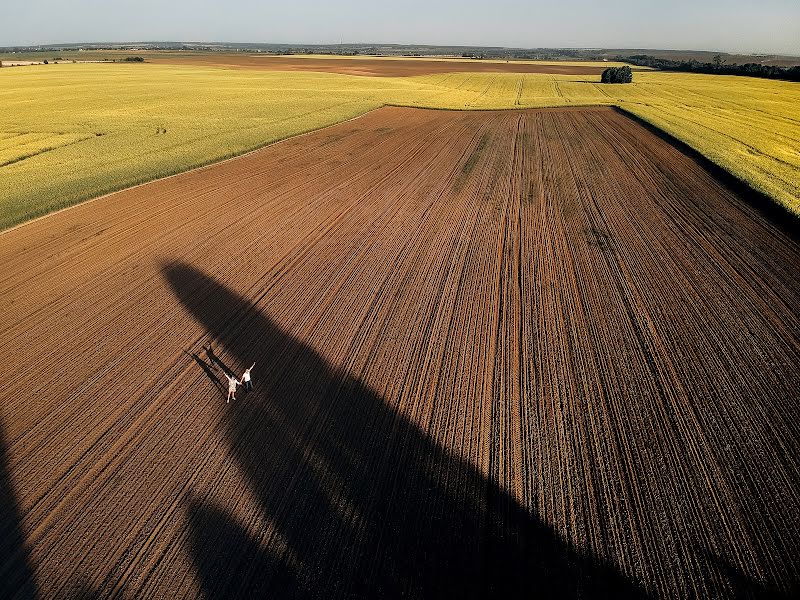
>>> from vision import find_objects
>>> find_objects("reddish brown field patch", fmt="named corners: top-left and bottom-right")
top-left (152, 53), bottom-right (620, 76)
top-left (0, 107), bottom-right (798, 598)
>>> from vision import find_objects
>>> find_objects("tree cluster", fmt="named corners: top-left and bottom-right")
top-left (601, 66), bottom-right (633, 84)
top-left (622, 54), bottom-right (800, 82)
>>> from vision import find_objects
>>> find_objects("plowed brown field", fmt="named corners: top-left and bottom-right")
top-left (152, 53), bottom-right (618, 76)
top-left (1, 107), bottom-right (798, 599)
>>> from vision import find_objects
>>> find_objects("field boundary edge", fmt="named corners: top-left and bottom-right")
top-left (4, 102), bottom-right (797, 237)
top-left (0, 105), bottom-right (385, 236)
top-left (611, 105), bottom-right (800, 237)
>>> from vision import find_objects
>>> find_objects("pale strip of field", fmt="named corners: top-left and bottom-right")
top-left (0, 63), bottom-right (798, 230)
top-left (216, 54), bottom-right (640, 68)
top-left (147, 54), bottom-right (630, 78)
top-left (216, 53), bottom-right (609, 64)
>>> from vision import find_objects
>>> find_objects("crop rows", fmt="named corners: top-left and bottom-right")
top-left (0, 107), bottom-right (798, 598)
top-left (1, 63), bottom-right (798, 231)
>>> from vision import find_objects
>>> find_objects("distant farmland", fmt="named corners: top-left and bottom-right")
top-left (1, 107), bottom-right (798, 598)
top-left (148, 52), bottom-right (641, 75)
top-left (0, 59), bottom-right (798, 230)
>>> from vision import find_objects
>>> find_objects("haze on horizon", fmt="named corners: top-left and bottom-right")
top-left (2, 0), bottom-right (799, 56)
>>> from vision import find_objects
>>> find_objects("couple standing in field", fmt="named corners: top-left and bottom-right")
top-left (224, 363), bottom-right (255, 403)
top-left (205, 345), bottom-right (255, 403)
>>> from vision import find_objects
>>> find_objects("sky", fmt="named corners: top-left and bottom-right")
top-left (2, 0), bottom-right (799, 55)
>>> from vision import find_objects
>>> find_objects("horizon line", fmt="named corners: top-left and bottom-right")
top-left (2, 41), bottom-right (798, 58)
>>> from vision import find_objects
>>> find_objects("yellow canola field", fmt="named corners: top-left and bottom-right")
top-left (1, 63), bottom-right (798, 230)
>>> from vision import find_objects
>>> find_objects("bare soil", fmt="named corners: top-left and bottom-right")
top-left (0, 106), bottom-right (798, 598)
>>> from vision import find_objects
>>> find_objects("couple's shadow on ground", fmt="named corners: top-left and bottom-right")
top-left (168, 261), bottom-right (647, 599)
top-left (186, 348), bottom-right (241, 394)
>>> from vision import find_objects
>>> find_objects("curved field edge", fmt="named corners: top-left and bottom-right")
top-left (0, 65), bottom-right (797, 231)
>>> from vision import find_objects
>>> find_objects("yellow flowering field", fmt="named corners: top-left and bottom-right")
top-left (0, 62), bottom-right (797, 230)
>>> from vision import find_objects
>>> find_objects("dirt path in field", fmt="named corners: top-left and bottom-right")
top-left (0, 107), bottom-right (798, 598)
top-left (152, 53), bottom-right (619, 76)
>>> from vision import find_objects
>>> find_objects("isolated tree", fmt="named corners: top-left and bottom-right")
top-left (713, 54), bottom-right (725, 67)
top-left (601, 66), bottom-right (633, 84)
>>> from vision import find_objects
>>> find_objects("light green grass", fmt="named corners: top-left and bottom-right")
top-left (1, 62), bottom-right (798, 230)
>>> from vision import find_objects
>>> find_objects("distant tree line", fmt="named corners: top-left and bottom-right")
top-left (622, 54), bottom-right (800, 82)
top-left (601, 66), bottom-right (633, 84)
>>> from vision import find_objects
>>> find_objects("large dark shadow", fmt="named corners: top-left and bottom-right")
top-left (0, 423), bottom-right (38, 600)
top-left (166, 261), bottom-right (647, 599)
top-left (0, 426), bottom-right (105, 600)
